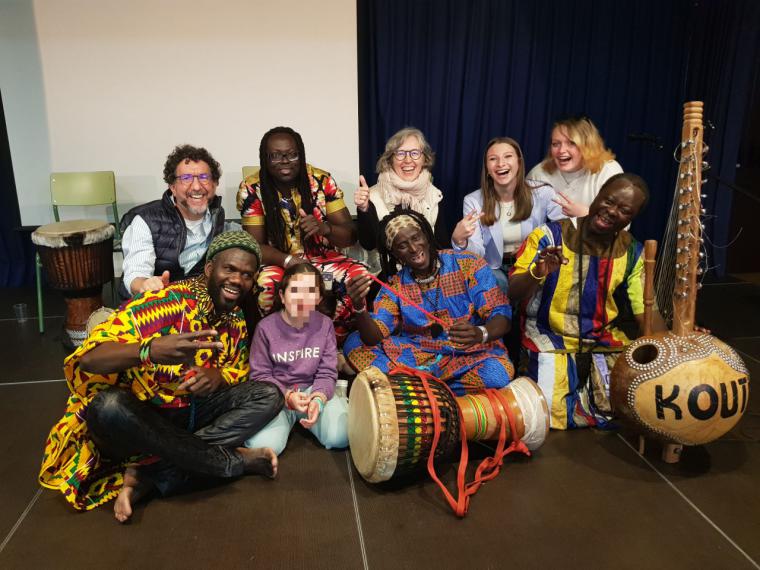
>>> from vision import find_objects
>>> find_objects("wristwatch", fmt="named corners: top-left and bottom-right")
top-left (477, 325), bottom-right (489, 343)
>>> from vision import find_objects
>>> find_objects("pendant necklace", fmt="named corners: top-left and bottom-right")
top-left (414, 263), bottom-right (443, 338)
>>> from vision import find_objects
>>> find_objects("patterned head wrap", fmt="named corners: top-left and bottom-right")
top-left (206, 231), bottom-right (262, 265)
top-left (384, 214), bottom-right (422, 249)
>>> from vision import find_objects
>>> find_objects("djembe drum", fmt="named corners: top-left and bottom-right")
top-left (32, 220), bottom-right (114, 347)
top-left (349, 366), bottom-right (549, 483)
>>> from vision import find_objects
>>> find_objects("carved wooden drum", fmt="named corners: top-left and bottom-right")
top-left (32, 220), bottom-right (114, 347)
top-left (348, 367), bottom-right (549, 483)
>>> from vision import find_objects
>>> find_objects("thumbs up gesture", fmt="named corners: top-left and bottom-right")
top-left (355, 175), bottom-right (371, 213)
top-left (138, 270), bottom-right (171, 294)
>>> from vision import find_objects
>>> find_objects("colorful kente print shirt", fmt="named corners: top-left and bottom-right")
top-left (38, 275), bottom-right (249, 510)
top-left (237, 164), bottom-right (347, 256)
top-left (510, 219), bottom-right (645, 354)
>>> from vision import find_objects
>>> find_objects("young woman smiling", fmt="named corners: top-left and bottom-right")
top-left (451, 137), bottom-right (563, 294)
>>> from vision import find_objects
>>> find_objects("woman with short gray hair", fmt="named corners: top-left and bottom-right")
top-left (354, 127), bottom-right (449, 251)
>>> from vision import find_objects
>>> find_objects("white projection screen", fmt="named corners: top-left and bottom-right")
top-left (20, 0), bottom-right (359, 226)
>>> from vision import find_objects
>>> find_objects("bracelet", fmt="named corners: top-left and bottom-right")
top-left (310, 393), bottom-right (326, 413)
top-left (354, 302), bottom-right (367, 314)
top-left (139, 337), bottom-right (155, 366)
top-left (284, 254), bottom-right (293, 267)
top-left (528, 262), bottom-right (546, 282)
top-left (477, 325), bottom-right (489, 344)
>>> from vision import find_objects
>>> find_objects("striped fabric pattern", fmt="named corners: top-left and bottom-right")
top-left (511, 220), bottom-right (645, 354)
top-left (511, 219), bottom-right (645, 429)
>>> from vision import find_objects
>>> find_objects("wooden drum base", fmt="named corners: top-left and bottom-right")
top-left (63, 294), bottom-right (104, 348)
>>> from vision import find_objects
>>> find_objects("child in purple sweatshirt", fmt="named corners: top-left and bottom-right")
top-left (244, 263), bottom-right (348, 455)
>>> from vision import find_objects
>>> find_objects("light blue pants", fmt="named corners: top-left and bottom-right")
top-left (244, 387), bottom-right (348, 456)
top-left (491, 265), bottom-right (510, 295)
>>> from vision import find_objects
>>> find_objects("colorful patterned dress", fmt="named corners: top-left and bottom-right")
top-left (510, 219), bottom-right (645, 429)
top-left (38, 276), bottom-right (250, 510)
top-left (344, 250), bottom-right (514, 395)
top-left (237, 164), bottom-right (368, 343)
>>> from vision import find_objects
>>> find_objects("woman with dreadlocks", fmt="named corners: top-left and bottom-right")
top-left (237, 126), bottom-right (369, 343)
top-left (343, 210), bottom-right (514, 395)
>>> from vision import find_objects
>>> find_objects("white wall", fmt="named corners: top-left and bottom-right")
top-left (0, 0), bottom-right (52, 225)
top-left (16, 0), bottom-right (359, 225)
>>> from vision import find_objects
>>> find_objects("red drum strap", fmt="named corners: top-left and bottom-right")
top-left (388, 365), bottom-right (531, 517)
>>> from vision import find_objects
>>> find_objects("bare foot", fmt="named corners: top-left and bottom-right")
top-left (113, 467), bottom-right (152, 523)
top-left (237, 447), bottom-right (278, 479)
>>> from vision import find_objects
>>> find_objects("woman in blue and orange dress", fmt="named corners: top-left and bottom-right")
top-left (238, 126), bottom-right (369, 343)
top-left (344, 210), bottom-right (514, 395)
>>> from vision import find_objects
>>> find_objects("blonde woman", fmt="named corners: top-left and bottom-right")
top-left (354, 127), bottom-right (448, 251)
top-left (527, 116), bottom-right (623, 220)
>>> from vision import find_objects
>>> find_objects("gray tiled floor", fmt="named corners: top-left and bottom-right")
top-left (0, 282), bottom-right (758, 569)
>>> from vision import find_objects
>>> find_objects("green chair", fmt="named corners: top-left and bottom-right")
top-left (242, 165), bottom-right (260, 181)
top-left (35, 171), bottom-right (120, 334)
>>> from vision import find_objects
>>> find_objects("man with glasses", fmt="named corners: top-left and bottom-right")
top-left (237, 126), bottom-right (368, 347)
top-left (120, 144), bottom-right (231, 299)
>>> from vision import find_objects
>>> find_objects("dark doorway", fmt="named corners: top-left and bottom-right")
top-left (0, 90), bottom-right (33, 287)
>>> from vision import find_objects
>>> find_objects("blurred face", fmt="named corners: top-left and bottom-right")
top-left (391, 225), bottom-right (431, 274)
top-left (281, 272), bottom-right (321, 320)
top-left (587, 181), bottom-right (646, 235)
top-left (169, 159), bottom-right (217, 221)
top-left (266, 133), bottom-right (301, 188)
top-left (486, 142), bottom-right (520, 191)
top-left (205, 249), bottom-right (258, 314)
top-left (550, 127), bottom-right (584, 173)
top-left (391, 135), bottom-right (425, 182)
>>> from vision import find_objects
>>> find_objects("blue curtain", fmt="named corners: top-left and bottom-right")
top-left (0, 92), bottom-right (33, 287)
top-left (358, 0), bottom-right (760, 275)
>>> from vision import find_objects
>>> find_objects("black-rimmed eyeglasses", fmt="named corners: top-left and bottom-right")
top-left (393, 149), bottom-right (423, 161)
top-left (269, 151), bottom-right (300, 164)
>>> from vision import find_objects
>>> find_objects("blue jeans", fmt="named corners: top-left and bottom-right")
top-left (244, 387), bottom-right (348, 455)
top-left (86, 381), bottom-right (283, 496)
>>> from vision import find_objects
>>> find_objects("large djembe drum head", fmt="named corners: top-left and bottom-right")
top-left (610, 332), bottom-right (750, 446)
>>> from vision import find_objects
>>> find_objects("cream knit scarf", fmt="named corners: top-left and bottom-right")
top-left (376, 169), bottom-right (442, 228)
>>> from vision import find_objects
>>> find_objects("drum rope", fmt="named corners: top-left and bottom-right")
top-left (466, 390), bottom-right (531, 494)
top-left (389, 364), bottom-right (530, 517)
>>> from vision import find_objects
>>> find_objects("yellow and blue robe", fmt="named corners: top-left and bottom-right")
top-left (510, 219), bottom-right (646, 430)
